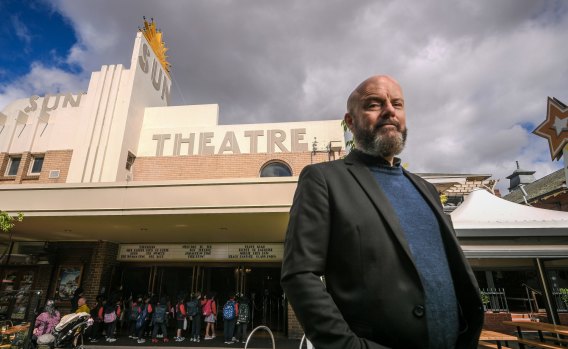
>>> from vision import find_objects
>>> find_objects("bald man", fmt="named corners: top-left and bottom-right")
top-left (281, 76), bottom-right (483, 349)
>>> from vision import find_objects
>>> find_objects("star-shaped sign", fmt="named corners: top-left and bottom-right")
top-left (533, 97), bottom-right (568, 160)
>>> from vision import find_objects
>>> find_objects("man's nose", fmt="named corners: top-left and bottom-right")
top-left (382, 101), bottom-right (396, 117)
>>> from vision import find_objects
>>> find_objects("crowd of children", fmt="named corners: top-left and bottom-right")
top-left (85, 291), bottom-right (252, 345)
top-left (32, 289), bottom-right (253, 347)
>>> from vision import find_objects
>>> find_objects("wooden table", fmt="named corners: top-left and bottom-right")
top-left (0, 324), bottom-right (30, 348)
top-left (0, 324), bottom-right (29, 336)
top-left (480, 330), bottom-right (517, 349)
top-left (503, 321), bottom-right (568, 349)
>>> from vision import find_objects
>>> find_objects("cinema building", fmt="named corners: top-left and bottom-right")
top-left (2, 21), bottom-right (566, 336)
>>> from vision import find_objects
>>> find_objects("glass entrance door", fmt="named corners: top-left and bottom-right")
top-left (202, 266), bottom-right (285, 333)
top-left (120, 265), bottom-right (286, 334)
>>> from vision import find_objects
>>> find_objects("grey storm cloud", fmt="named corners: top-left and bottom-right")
top-left (4, 0), bottom-right (568, 192)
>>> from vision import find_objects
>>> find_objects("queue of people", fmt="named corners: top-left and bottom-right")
top-left (32, 290), bottom-right (252, 346)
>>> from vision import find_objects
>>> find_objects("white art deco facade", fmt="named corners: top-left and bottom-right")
top-left (3, 20), bottom-right (555, 336)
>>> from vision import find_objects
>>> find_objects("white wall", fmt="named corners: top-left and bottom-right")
top-left (0, 93), bottom-right (86, 153)
top-left (66, 32), bottom-right (171, 183)
top-left (1, 30), bottom-right (344, 184)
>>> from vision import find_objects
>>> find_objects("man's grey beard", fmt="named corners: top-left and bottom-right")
top-left (353, 127), bottom-right (408, 159)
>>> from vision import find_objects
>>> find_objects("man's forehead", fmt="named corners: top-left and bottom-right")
top-left (356, 77), bottom-right (403, 98)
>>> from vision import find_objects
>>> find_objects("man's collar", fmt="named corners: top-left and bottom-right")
top-left (346, 149), bottom-right (402, 167)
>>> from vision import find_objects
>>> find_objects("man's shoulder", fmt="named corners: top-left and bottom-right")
top-left (403, 169), bottom-right (439, 196)
top-left (301, 157), bottom-right (348, 174)
top-left (403, 169), bottom-right (432, 185)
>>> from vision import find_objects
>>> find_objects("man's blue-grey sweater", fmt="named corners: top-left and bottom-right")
top-left (369, 162), bottom-right (459, 349)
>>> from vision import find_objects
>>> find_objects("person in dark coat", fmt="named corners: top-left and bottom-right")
top-left (70, 287), bottom-right (84, 313)
top-left (281, 75), bottom-right (484, 349)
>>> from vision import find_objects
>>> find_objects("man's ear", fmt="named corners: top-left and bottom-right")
top-left (344, 113), bottom-right (354, 131)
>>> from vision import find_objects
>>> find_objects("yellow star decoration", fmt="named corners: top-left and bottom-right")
top-left (140, 17), bottom-right (171, 75)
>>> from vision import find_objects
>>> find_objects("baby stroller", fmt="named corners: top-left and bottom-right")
top-left (47, 312), bottom-right (92, 348)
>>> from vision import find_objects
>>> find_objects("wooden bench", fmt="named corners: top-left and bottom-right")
top-left (517, 338), bottom-right (564, 349)
top-left (480, 329), bottom-right (517, 349)
top-left (542, 335), bottom-right (568, 345)
top-left (478, 340), bottom-right (513, 349)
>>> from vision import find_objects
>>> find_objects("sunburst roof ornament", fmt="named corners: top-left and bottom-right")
top-left (139, 16), bottom-right (171, 75)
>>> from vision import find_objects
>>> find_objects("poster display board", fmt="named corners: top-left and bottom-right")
top-left (0, 269), bottom-right (36, 321)
top-left (54, 265), bottom-right (83, 301)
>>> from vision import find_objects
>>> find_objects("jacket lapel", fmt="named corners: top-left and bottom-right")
top-left (344, 152), bottom-right (416, 265)
top-left (403, 171), bottom-right (453, 234)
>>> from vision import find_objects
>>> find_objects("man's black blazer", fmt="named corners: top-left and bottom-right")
top-left (281, 150), bottom-right (484, 349)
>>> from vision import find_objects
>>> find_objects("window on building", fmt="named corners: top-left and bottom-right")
top-left (29, 155), bottom-right (44, 175)
top-left (6, 156), bottom-right (21, 176)
top-left (260, 161), bottom-right (292, 177)
top-left (126, 152), bottom-right (136, 171)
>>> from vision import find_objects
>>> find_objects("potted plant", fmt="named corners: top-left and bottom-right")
top-left (480, 291), bottom-right (490, 312)
top-left (560, 288), bottom-right (568, 309)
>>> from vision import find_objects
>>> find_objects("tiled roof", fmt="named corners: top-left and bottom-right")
top-left (503, 169), bottom-right (566, 203)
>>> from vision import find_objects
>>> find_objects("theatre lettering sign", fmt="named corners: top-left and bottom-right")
top-left (151, 128), bottom-right (309, 156)
top-left (118, 243), bottom-right (283, 262)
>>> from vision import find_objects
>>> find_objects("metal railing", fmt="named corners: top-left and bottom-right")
top-left (480, 288), bottom-right (509, 312)
top-left (244, 325), bottom-right (276, 349)
top-left (299, 334), bottom-right (314, 349)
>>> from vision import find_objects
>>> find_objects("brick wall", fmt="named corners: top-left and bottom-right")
top-left (34, 264), bottom-right (55, 309)
top-left (82, 241), bottom-right (119, 304)
top-left (531, 313), bottom-right (568, 326)
top-left (287, 303), bottom-right (304, 339)
top-left (0, 150), bottom-right (72, 185)
top-left (132, 151), bottom-right (341, 181)
top-left (47, 242), bottom-right (94, 313)
top-left (37, 150), bottom-right (73, 184)
top-left (446, 179), bottom-right (496, 198)
top-left (483, 312), bottom-right (513, 333)
top-left (2, 242), bottom-right (118, 318)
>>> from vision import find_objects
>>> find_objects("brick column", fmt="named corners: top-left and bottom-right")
top-left (287, 303), bottom-right (304, 339)
top-left (0, 153), bottom-right (8, 174)
top-left (35, 264), bottom-right (55, 304)
top-left (83, 241), bottom-right (119, 302)
top-left (14, 151), bottom-right (32, 183)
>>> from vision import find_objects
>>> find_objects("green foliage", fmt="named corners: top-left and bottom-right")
top-left (341, 119), bottom-right (355, 151)
top-left (480, 291), bottom-right (490, 305)
top-left (560, 288), bottom-right (568, 307)
top-left (0, 211), bottom-right (24, 233)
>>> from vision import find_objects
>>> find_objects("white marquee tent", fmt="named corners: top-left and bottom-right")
top-left (450, 188), bottom-right (568, 323)
top-left (451, 188), bottom-right (568, 258)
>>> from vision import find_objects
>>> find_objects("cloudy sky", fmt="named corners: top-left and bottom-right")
top-left (1, 0), bottom-right (566, 193)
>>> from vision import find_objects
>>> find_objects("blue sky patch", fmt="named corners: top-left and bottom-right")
top-left (520, 121), bottom-right (535, 132)
top-left (0, 0), bottom-right (78, 84)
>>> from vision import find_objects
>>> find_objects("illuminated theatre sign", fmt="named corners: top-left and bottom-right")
top-left (118, 243), bottom-right (283, 262)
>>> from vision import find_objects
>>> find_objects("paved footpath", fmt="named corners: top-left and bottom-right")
top-left (84, 336), bottom-right (302, 349)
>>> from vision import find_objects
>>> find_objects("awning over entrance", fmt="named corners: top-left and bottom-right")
top-left (0, 178), bottom-right (297, 242)
top-left (462, 245), bottom-right (568, 258)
